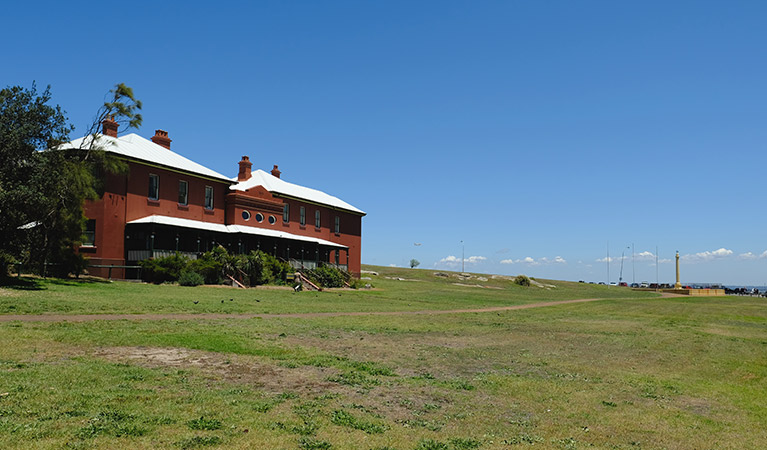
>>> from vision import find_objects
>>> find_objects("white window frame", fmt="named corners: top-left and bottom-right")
top-left (178, 180), bottom-right (188, 205)
top-left (204, 185), bottom-right (214, 210)
top-left (315, 210), bottom-right (321, 228)
top-left (148, 174), bottom-right (159, 201)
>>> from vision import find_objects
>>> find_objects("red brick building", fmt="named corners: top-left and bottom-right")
top-left (62, 118), bottom-right (365, 278)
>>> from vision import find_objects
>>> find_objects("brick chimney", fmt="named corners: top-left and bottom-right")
top-left (271, 165), bottom-right (281, 179)
top-left (238, 156), bottom-right (252, 181)
top-left (151, 130), bottom-right (172, 149)
top-left (101, 115), bottom-right (118, 137)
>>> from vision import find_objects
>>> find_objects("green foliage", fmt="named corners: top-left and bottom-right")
top-left (140, 253), bottom-right (190, 284)
top-left (178, 270), bottom-right (204, 287)
top-left (298, 436), bottom-right (332, 449)
top-left (0, 82), bottom-right (141, 277)
top-left (175, 435), bottom-right (222, 449)
top-left (187, 254), bottom-right (223, 285)
top-left (514, 275), bottom-right (531, 287)
top-left (260, 251), bottom-right (293, 284)
top-left (410, 258), bottom-right (420, 269)
top-left (186, 416), bottom-right (222, 431)
top-left (330, 409), bottom-right (388, 434)
top-left (305, 265), bottom-right (348, 288)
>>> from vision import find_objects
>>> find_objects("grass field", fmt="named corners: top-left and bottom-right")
top-left (0, 266), bottom-right (765, 449)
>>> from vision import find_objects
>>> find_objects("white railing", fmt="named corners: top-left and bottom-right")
top-left (127, 250), bottom-right (199, 261)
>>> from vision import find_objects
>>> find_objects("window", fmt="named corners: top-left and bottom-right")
top-left (148, 174), bottom-right (159, 200)
top-left (268, 215), bottom-right (276, 225)
top-left (299, 206), bottom-right (306, 226)
top-left (204, 186), bottom-right (214, 210)
top-left (242, 210), bottom-right (251, 221)
top-left (255, 213), bottom-right (264, 223)
top-left (315, 210), bottom-right (321, 228)
top-left (334, 215), bottom-right (340, 234)
top-left (83, 219), bottom-right (96, 246)
top-left (283, 203), bottom-right (290, 223)
top-left (178, 180), bottom-right (188, 205)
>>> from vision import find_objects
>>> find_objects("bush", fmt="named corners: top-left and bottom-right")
top-left (178, 270), bottom-right (204, 286)
top-left (513, 275), bottom-right (531, 287)
top-left (139, 253), bottom-right (189, 284)
top-left (306, 265), bottom-right (348, 288)
top-left (188, 254), bottom-right (223, 284)
top-left (259, 252), bottom-right (293, 284)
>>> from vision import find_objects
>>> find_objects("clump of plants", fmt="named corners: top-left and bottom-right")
top-left (178, 270), bottom-right (204, 287)
top-left (138, 246), bottom-right (293, 287)
top-left (513, 275), bottom-right (531, 287)
top-left (304, 265), bottom-right (349, 288)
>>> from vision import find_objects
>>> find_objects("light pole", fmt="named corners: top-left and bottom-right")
top-left (461, 240), bottom-right (465, 273)
top-left (619, 246), bottom-right (629, 284)
top-left (632, 243), bottom-right (635, 285)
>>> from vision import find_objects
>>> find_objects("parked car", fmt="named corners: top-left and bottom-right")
top-left (609, 282), bottom-right (618, 286)
top-left (619, 282), bottom-right (628, 287)
top-left (630, 283), bottom-right (639, 288)
top-left (640, 281), bottom-right (650, 288)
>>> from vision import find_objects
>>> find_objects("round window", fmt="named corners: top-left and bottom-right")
top-left (242, 210), bottom-right (251, 221)
top-left (255, 213), bottom-right (264, 223)
top-left (268, 215), bottom-right (276, 225)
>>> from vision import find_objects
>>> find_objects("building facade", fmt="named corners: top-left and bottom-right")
top-left (66, 118), bottom-right (365, 278)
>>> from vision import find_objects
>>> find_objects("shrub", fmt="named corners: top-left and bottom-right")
top-left (513, 275), bottom-right (531, 287)
top-left (178, 270), bottom-right (204, 286)
top-left (187, 255), bottom-right (222, 285)
top-left (305, 265), bottom-right (347, 288)
top-left (260, 252), bottom-right (293, 284)
top-left (139, 253), bottom-right (189, 283)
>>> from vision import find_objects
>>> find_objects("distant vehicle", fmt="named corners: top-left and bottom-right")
top-left (609, 282), bottom-right (618, 286)
top-left (649, 283), bottom-right (658, 289)
top-left (630, 283), bottom-right (639, 288)
top-left (588, 281), bottom-right (596, 284)
top-left (640, 281), bottom-right (650, 288)
top-left (598, 282), bottom-right (606, 285)
top-left (619, 282), bottom-right (628, 287)
top-left (660, 283), bottom-right (671, 289)
top-left (578, 280), bottom-right (585, 283)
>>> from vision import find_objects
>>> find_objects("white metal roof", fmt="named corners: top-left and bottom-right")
top-left (126, 215), bottom-right (347, 249)
top-left (231, 169), bottom-right (365, 215)
top-left (58, 133), bottom-right (232, 182)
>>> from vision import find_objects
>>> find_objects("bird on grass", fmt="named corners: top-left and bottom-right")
top-left (221, 300), bottom-right (224, 303)
top-left (230, 298), bottom-right (233, 302)
top-left (193, 301), bottom-right (199, 304)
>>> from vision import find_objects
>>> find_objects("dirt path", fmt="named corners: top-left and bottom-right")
top-left (0, 293), bottom-right (680, 323)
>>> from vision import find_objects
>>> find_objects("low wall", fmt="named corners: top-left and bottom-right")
top-left (661, 288), bottom-right (725, 296)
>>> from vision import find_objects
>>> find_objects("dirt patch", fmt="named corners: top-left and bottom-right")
top-left (0, 289), bottom-right (21, 298)
top-left (93, 346), bottom-right (339, 395)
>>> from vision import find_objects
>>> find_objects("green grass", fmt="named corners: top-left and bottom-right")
top-left (0, 266), bottom-right (764, 448)
top-left (0, 264), bottom-right (658, 315)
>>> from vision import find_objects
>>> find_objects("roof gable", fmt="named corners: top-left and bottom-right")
top-left (231, 169), bottom-right (365, 215)
top-left (58, 133), bottom-right (232, 182)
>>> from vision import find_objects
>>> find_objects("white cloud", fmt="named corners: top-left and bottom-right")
top-left (635, 251), bottom-right (656, 261)
top-left (388, 264), bottom-right (397, 267)
top-left (761, 251), bottom-right (767, 259)
top-left (681, 248), bottom-right (733, 263)
top-left (436, 255), bottom-right (486, 268)
top-left (739, 252), bottom-right (758, 260)
top-left (501, 256), bottom-right (565, 266)
top-left (596, 256), bottom-right (616, 263)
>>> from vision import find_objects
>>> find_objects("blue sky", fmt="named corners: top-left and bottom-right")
top-left (4, 1), bottom-right (767, 285)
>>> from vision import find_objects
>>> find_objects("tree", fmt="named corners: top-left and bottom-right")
top-left (0, 83), bottom-right (141, 280)
top-left (410, 259), bottom-right (420, 269)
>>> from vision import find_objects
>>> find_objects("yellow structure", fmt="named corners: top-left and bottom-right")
top-left (674, 251), bottom-right (682, 289)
